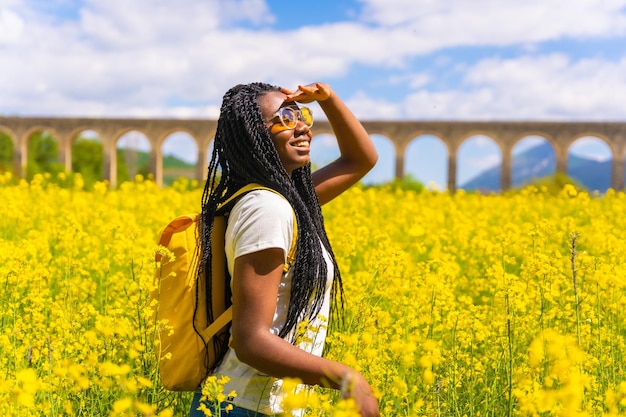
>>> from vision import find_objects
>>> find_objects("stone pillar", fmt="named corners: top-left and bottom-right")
top-left (17, 133), bottom-right (27, 178)
top-left (392, 129), bottom-right (414, 181)
top-left (445, 133), bottom-right (461, 193)
top-left (60, 133), bottom-right (72, 173)
top-left (447, 150), bottom-right (457, 193)
top-left (150, 144), bottom-right (162, 187)
top-left (499, 134), bottom-right (516, 191)
top-left (612, 159), bottom-right (624, 191)
top-left (553, 138), bottom-right (569, 177)
top-left (394, 140), bottom-right (404, 180)
top-left (197, 141), bottom-right (209, 182)
top-left (612, 141), bottom-right (626, 190)
top-left (102, 134), bottom-right (117, 188)
top-left (395, 152), bottom-right (404, 180)
top-left (501, 149), bottom-right (512, 191)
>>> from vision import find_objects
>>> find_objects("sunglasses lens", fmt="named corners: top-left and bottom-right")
top-left (279, 108), bottom-right (297, 129)
top-left (301, 107), bottom-right (313, 126)
top-left (269, 107), bottom-right (313, 131)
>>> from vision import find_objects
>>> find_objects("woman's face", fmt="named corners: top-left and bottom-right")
top-left (257, 91), bottom-right (312, 175)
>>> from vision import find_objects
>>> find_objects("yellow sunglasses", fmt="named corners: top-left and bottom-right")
top-left (266, 106), bottom-right (313, 131)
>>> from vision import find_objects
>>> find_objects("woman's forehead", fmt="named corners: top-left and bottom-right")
top-left (258, 91), bottom-right (288, 117)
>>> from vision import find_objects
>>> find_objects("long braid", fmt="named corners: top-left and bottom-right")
top-left (198, 83), bottom-right (344, 355)
top-left (292, 166), bottom-right (345, 327)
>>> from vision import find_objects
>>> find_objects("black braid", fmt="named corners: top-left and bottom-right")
top-left (291, 165), bottom-right (345, 328)
top-left (197, 83), bottom-right (345, 362)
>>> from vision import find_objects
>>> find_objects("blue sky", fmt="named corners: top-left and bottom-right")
top-left (1, 0), bottom-right (626, 187)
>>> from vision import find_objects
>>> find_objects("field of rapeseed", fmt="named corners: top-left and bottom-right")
top-left (2, 172), bottom-right (626, 416)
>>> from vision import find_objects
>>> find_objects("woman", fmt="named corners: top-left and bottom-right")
top-left (190, 82), bottom-right (379, 416)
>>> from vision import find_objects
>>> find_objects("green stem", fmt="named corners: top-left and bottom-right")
top-left (569, 232), bottom-right (582, 347)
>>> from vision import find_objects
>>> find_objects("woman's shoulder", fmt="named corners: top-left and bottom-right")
top-left (239, 188), bottom-right (290, 205)
top-left (227, 189), bottom-right (295, 255)
top-left (232, 189), bottom-right (293, 219)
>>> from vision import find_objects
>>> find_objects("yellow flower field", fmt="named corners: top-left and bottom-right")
top-left (1, 172), bottom-right (626, 416)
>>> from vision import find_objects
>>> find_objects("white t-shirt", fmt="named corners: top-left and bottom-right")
top-left (213, 190), bottom-right (334, 414)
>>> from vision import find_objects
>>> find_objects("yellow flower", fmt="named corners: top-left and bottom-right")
top-left (16, 368), bottom-right (37, 385)
top-left (112, 397), bottom-right (132, 413)
top-left (4, 174), bottom-right (626, 416)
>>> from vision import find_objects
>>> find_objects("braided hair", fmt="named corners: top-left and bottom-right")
top-left (198, 82), bottom-right (344, 364)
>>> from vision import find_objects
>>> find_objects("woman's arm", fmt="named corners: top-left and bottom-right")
top-left (230, 249), bottom-right (379, 417)
top-left (283, 83), bottom-right (378, 206)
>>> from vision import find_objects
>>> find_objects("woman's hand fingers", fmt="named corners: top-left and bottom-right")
top-left (341, 371), bottom-right (380, 417)
top-left (284, 82), bottom-right (332, 103)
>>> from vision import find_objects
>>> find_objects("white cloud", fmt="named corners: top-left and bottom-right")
top-left (463, 54), bottom-right (626, 119)
top-left (0, 8), bottom-right (24, 44)
top-left (466, 153), bottom-right (501, 170)
top-left (569, 136), bottom-right (613, 161)
top-left (388, 73), bottom-right (431, 89)
top-left (344, 91), bottom-right (403, 120)
top-left (346, 54), bottom-right (626, 121)
top-left (1, 4), bottom-right (381, 116)
top-left (80, 1), bottom-right (218, 46)
top-left (471, 136), bottom-right (497, 148)
top-left (1, 0), bottom-right (625, 124)
top-left (512, 136), bottom-right (547, 155)
top-left (358, 0), bottom-right (626, 41)
top-left (580, 152), bottom-right (612, 162)
top-left (218, 0), bottom-right (275, 26)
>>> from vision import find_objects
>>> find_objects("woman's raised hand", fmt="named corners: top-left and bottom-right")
top-left (282, 82), bottom-right (332, 104)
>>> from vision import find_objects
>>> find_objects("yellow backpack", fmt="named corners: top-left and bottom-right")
top-left (152, 184), bottom-right (297, 391)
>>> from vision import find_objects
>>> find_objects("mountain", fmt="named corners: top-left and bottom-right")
top-left (460, 141), bottom-right (612, 192)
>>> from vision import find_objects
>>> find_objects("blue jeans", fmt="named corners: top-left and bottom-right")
top-left (189, 390), bottom-right (270, 417)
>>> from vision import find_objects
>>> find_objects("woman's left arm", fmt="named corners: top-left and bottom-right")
top-left (284, 83), bottom-right (378, 205)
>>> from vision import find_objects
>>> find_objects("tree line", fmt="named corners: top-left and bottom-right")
top-left (0, 131), bottom-right (148, 189)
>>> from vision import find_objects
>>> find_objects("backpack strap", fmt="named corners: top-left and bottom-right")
top-left (199, 184), bottom-right (298, 342)
top-left (217, 183), bottom-right (298, 272)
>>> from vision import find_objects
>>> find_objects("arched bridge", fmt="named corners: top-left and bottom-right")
top-left (2, 117), bottom-right (626, 191)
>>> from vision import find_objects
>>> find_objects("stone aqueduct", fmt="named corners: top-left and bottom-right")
top-left (2, 117), bottom-right (626, 191)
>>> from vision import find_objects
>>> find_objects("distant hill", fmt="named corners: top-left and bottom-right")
top-left (126, 150), bottom-right (195, 169)
top-left (120, 149), bottom-right (196, 185)
top-left (124, 144), bottom-right (614, 191)
top-left (460, 141), bottom-right (612, 192)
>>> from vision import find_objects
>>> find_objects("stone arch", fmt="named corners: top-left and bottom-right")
top-left (1, 117), bottom-right (625, 191)
top-left (160, 130), bottom-right (200, 186)
top-left (567, 136), bottom-right (612, 192)
top-left (115, 130), bottom-right (152, 184)
top-left (63, 127), bottom-right (104, 172)
top-left (511, 135), bottom-right (556, 188)
top-left (623, 148), bottom-right (626, 189)
top-left (206, 136), bottom-right (215, 164)
top-left (112, 128), bottom-right (150, 148)
top-left (203, 137), bottom-right (217, 181)
top-left (566, 132), bottom-right (615, 158)
top-left (22, 127), bottom-right (59, 175)
top-left (511, 131), bottom-right (556, 154)
top-left (310, 132), bottom-right (340, 172)
top-left (457, 134), bottom-right (502, 192)
top-left (362, 134), bottom-right (395, 185)
top-left (156, 128), bottom-right (200, 149)
top-left (25, 128), bottom-right (65, 179)
top-left (357, 124), bottom-right (410, 179)
top-left (405, 134), bottom-right (448, 191)
top-left (0, 126), bottom-right (16, 145)
top-left (0, 126), bottom-right (16, 174)
top-left (69, 129), bottom-right (104, 185)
